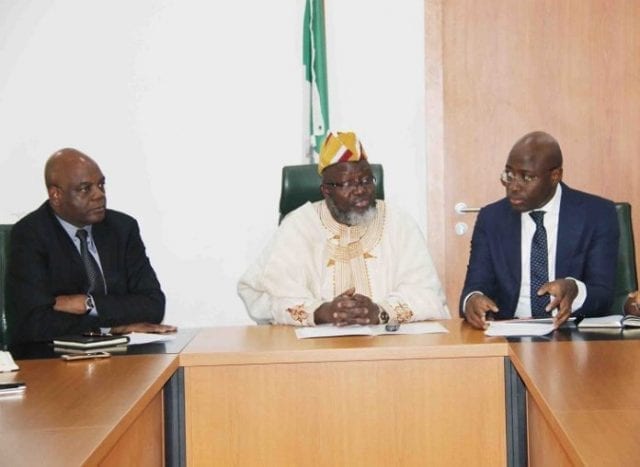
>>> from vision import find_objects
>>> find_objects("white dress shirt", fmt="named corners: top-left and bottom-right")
top-left (514, 184), bottom-right (586, 318)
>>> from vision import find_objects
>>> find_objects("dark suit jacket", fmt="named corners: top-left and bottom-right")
top-left (7, 202), bottom-right (165, 343)
top-left (459, 184), bottom-right (619, 319)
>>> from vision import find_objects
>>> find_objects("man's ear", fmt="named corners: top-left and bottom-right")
top-left (552, 167), bottom-right (563, 185)
top-left (320, 184), bottom-right (330, 198)
top-left (48, 186), bottom-right (60, 206)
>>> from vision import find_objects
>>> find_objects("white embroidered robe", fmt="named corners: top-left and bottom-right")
top-left (238, 200), bottom-right (450, 325)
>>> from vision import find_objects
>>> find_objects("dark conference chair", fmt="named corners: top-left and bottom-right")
top-left (611, 202), bottom-right (637, 314)
top-left (278, 163), bottom-right (385, 223)
top-left (0, 224), bottom-right (12, 348)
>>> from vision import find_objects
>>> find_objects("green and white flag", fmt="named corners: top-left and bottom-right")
top-left (303, 0), bottom-right (329, 162)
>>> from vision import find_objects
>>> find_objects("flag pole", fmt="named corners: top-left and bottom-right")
top-left (303, 0), bottom-right (329, 163)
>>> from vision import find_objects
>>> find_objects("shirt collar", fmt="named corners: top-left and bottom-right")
top-left (525, 183), bottom-right (562, 217)
top-left (56, 215), bottom-right (93, 241)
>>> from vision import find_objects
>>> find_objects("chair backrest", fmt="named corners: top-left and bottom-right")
top-left (0, 224), bottom-right (12, 348)
top-left (611, 203), bottom-right (637, 314)
top-left (279, 163), bottom-right (385, 223)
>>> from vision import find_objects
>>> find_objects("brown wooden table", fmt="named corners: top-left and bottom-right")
top-left (180, 319), bottom-right (510, 466)
top-left (4, 322), bottom-right (639, 466)
top-left (509, 339), bottom-right (640, 466)
top-left (0, 354), bottom-right (178, 466)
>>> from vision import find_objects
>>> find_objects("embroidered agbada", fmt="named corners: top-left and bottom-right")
top-left (238, 200), bottom-right (450, 325)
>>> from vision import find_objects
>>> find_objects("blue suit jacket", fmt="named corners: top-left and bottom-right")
top-left (459, 184), bottom-right (619, 319)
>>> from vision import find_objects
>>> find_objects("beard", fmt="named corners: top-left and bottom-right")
top-left (326, 197), bottom-right (377, 226)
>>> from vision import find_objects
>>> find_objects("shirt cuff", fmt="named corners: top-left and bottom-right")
top-left (565, 277), bottom-right (587, 312)
top-left (462, 291), bottom-right (484, 314)
top-left (288, 300), bottom-right (322, 326)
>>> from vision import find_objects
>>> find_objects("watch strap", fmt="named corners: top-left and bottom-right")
top-left (85, 294), bottom-right (95, 313)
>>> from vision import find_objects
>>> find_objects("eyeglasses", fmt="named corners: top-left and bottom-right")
top-left (323, 175), bottom-right (376, 190)
top-left (500, 167), bottom-right (559, 186)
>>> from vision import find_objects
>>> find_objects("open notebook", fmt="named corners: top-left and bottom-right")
top-left (578, 314), bottom-right (640, 329)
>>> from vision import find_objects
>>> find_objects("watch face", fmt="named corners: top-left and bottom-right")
top-left (379, 309), bottom-right (389, 324)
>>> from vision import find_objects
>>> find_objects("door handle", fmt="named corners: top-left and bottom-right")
top-left (454, 202), bottom-right (481, 214)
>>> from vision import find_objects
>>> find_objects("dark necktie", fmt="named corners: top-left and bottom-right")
top-left (529, 211), bottom-right (549, 318)
top-left (76, 229), bottom-right (106, 294)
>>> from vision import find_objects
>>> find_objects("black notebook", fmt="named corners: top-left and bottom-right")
top-left (53, 344), bottom-right (129, 355)
top-left (52, 334), bottom-right (130, 349)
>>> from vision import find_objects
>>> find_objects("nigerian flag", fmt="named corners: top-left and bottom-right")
top-left (303, 0), bottom-right (329, 162)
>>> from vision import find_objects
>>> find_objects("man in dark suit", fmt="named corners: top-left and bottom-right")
top-left (7, 148), bottom-right (175, 343)
top-left (460, 131), bottom-right (619, 329)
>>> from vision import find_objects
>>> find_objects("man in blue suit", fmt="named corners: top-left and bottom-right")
top-left (460, 131), bottom-right (619, 329)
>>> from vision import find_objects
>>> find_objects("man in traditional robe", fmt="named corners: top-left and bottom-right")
top-left (238, 131), bottom-right (449, 326)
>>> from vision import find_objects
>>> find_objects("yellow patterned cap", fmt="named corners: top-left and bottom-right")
top-left (318, 131), bottom-right (367, 174)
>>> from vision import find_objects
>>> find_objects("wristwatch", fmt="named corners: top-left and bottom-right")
top-left (378, 306), bottom-right (389, 324)
top-left (85, 294), bottom-right (95, 313)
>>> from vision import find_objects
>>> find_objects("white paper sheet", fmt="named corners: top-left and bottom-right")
top-left (295, 322), bottom-right (449, 339)
top-left (126, 332), bottom-right (177, 345)
top-left (484, 321), bottom-right (555, 337)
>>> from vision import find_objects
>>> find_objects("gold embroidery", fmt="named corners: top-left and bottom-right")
top-left (394, 303), bottom-right (414, 323)
top-left (316, 201), bottom-right (386, 297)
top-left (287, 304), bottom-right (309, 324)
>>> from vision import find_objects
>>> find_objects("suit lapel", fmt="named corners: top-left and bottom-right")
top-left (42, 203), bottom-right (92, 292)
top-left (556, 184), bottom-right (584, 277)
top-left (45, 203), bottom-right (85, 271)
top-left (92, 220), bottom-right (114, 287)
top-left (503, 206), bottom-right (522, 293)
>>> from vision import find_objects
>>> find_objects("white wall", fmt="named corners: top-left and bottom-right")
top-left (0, 0), bottom-right (427, 327)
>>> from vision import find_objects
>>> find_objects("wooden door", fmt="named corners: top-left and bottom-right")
top-left (426, 0), bottom-right (640, 313)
